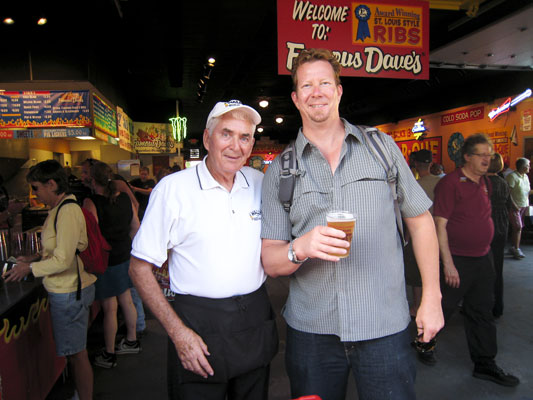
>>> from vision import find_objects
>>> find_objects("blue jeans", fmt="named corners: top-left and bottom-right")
top-left (285, 325), bottom-right (416, 400)
top-left (130, 286), bottom-right (146, 332)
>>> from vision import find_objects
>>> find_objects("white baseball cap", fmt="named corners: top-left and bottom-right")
top-left (206, 100), bottom-right (261, 128)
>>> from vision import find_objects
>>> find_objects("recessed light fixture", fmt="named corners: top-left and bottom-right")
top-left (76, 136), bottom-right (96, 140)
top-left (259, 100), bottom-right (269, 108)
top-left (207, 57), bottom-right (216, 66)
top-left (275, 117), bottom-right (283, 124)
top-left (487, 53), bottom-right (494, 57)
top-left (257, 127), bottom-right (264, 133)
top-left (3, 18), bottom-right (14, 25)
top-left (37, 17), bottom-right (47, 25)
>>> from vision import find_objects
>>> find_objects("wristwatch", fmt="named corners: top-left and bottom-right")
top-left (288, 240), bottom-right (308, 264)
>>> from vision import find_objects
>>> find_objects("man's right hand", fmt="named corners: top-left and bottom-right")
top-left (174, 326), bottom-right (214, 378)
top-left (443, 262), bottom-right (460, 288)
top-left (296, 225), bottom-right (350, 262)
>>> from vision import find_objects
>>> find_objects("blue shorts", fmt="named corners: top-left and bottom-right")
top-left (48, 284), bottom-right (95, 357)
top-left (94, 260), bottom-right (133, 300)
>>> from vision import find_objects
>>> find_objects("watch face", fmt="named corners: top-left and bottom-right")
top-left (447, 132), bottom-right (464, 167)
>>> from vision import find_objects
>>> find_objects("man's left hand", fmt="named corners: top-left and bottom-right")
top-left (415, 297), bottom-right (444, 343)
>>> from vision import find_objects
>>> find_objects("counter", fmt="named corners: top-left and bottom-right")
top-left (0, 278), bottom-right (65, 400)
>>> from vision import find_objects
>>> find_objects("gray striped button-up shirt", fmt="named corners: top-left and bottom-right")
top-left (261, 119), bottom-right (431, 341)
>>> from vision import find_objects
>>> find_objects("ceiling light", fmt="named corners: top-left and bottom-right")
top-left (37, 17), bottom-right (47, 25)
top-left (207, 57), bottom-right (216, 66)
top-left (3, 18), bottom-right (14, 25)
top-left (275, 117), bottom-right (283, 124)
top-left (257, 127), bottom-right (264, 133)
top-left (259, 100), bottom-right (269, 108)
top-left (76, 136), bottom-right (95, 140)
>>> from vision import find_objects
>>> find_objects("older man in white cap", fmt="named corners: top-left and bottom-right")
top-left (130, 100), bottom-right (278, 400)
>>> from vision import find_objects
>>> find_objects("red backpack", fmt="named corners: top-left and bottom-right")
top-left (54, 199), bottom-right (111, 279)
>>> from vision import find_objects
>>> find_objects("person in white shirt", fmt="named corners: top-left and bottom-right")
top-left (129, 100), bottom-right (278, 400)
top-left (506, 157), bottom-right (533, 259)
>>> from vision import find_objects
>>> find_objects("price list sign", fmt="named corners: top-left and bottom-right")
top-left (0, 91), bottom-right (91, 128)
top-left (93, 93), bottom-right (117, 138)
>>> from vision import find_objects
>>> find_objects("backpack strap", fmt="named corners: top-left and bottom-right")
top-left (54, 198), bottom-right (82, 300)
top-left (358, 125), bottom-right (406, 246)
top-left (278, 140), bottom-right (305, 212)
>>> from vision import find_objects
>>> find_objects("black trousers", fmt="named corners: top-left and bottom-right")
top-left (490, 234), bottom-right (506, 317)
top-left (167, 284), bottom-right (279, 400)
top-left (441, 253), bottom-right (497, 365)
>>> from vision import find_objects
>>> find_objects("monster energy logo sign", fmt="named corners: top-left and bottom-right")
top-left (169, 117), bottom-right (187, 142)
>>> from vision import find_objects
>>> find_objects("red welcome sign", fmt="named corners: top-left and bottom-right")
top-left (277, 0), bottom-right (429, 79)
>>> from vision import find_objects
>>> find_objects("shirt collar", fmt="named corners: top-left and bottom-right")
top-left (196, 156), bottom-right (251, 191)
top-left (294, 118), bottom-right (362, 159)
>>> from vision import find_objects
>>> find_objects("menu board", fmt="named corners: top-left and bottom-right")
top-left (0, 127), bottom-right (91, 139)
top-left (93, 93), bottom-right (117, 138)
top-left (0, 90), bottom-right (91, 128)
top-left (117, 106), bottom-right (134, 152)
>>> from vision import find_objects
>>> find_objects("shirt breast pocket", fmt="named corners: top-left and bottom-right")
top-left (341, 167), bottom-right (392, 214)
top-left (291, 177), bottom-right (331, 221)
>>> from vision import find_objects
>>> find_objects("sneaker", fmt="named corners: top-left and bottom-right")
top-left (516, 248), bottom-right (525, 258)
top-left (510, 247), bottom-right (522, 260)
top-left (115, 337), bottom-right (142, 354)
top-left (473, 363), bottom-right (520, 387)
top-left (94, 350), bottom-right (117, 368)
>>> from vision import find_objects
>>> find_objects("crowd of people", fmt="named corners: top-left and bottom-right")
top-left (2, 48), bottom-right (528, 399)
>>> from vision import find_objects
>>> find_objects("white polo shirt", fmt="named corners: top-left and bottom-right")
top-left (131, 157), bottom-right (265, 298)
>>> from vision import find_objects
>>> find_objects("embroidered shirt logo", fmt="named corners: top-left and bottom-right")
top-left (249, 210), bottom-right (261, 221)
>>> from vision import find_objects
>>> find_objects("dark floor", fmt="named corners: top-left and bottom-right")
top-left (48, 243), bottom-right (533, 400)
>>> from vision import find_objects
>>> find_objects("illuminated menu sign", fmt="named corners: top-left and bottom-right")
top-left (93, 94), bottom-right (117, 138)
top-left (0, 90), bottom-right (91, 128)
top-left (277, 0), bottom-right (429, 79)
top-left (0, 127), bottom-right (91, 139)
top-left (117, 107), bottom-right (134, 152)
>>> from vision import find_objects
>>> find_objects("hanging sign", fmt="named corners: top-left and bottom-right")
top-left (117, 107), bottom-right (134, 152)
top-left (0, 127), bottom-right (91, 139)
top-left (0, 90), bottom-right (91, 128)
top-left (93, 94), bottom-right (117, 137)
top-left (277, 0), bottom-right (429, 79)
top-left (133, 122), bottom-right (176, 153)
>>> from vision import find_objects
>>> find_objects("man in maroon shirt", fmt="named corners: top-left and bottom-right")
top-left (423, 134), bottom-right (520, 387)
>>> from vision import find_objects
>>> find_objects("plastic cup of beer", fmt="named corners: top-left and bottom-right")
top-left (326, 210), bottom-right (356, 258)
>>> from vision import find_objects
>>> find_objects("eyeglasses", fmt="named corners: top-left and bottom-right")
top-left (470, 153), bottom-right (494, 159)
top-left (411, 335), bottom-right (436, 353)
